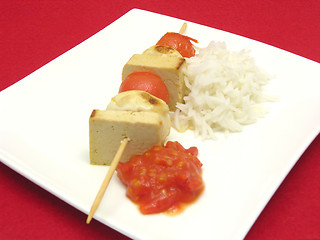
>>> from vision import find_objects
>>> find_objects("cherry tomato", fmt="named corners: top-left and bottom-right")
top-left (119, 71), bottom-right (170, 104)
top-left (117, 141), bottom-right (204, 214)
top-left (156, 32), bottom-right (198, 58)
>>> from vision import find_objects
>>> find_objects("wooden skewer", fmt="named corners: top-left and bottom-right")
top-left (179, 22), bottom-right (187, 34)
top-left (86, 137), bottom-right (129, 224)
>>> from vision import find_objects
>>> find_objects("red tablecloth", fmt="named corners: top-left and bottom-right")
top-left (1, 1), bottom-right (319, 239)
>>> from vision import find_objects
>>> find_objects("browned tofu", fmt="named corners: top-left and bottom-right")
top-left (89, 91), bottom-right (171, 165)
top-left (122, 46), bottom-right (187, 111)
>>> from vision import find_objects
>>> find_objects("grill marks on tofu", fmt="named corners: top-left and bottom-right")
top-left (140, 91), bottom-right (160, 106)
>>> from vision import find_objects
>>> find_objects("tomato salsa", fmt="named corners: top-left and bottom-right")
top-left (117, 141), bottom-right (204, 214)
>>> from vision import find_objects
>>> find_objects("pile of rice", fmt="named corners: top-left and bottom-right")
top-left (172, 41), bottom-right (273, 139)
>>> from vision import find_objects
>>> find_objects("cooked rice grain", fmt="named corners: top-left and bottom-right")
top-left (172, 41), bottom-right (273, 139)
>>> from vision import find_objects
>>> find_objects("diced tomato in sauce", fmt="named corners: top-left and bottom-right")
top-left (117, 141), bottom-right (204, 214)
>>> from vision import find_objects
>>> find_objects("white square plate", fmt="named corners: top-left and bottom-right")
top-left (1, 9), bottom-right (319, 240)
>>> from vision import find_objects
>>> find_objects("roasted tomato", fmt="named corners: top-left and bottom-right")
top-left (117, 141), bottom-right (204, 214)
top-left (156, 32), bottom-right (198, 58)
top-left (119, 71), bottom-right (169, 104)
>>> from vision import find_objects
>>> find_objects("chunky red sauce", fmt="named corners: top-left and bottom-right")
top-left (117, 141), bottom-right (204, 214)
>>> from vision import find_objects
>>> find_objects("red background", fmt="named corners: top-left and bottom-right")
top-left (1, 1), bottom-right (319, 239)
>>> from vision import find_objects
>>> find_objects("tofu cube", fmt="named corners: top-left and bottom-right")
top-left (122, 49), bottom-right (186, 111)
top-left (89, 109), bottom-right (170, 165)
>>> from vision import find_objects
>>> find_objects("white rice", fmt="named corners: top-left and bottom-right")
top-left (171, 41), bottom-right (274, 139)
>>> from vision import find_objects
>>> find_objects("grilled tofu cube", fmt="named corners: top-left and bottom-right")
top-left (122, 46), bottom-right (186, 111)
top-left (89, 91), bottom-right (170, 165)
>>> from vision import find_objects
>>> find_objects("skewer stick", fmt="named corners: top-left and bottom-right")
top-left (86, 137), bottom-right (129, 224)
top-left (179, 22), bottom-right (187, 34)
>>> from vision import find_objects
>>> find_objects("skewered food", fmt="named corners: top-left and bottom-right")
top-left (156, 32), bottom-right (198, 58)
top-left (122, 46), bottom-right (186, 111)
top-left (89, 90), bottom-right (171, 165)
top-left (119, 71), bottom-right (170, 104)
top-left (87, 24), bottom-right (204, 222)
